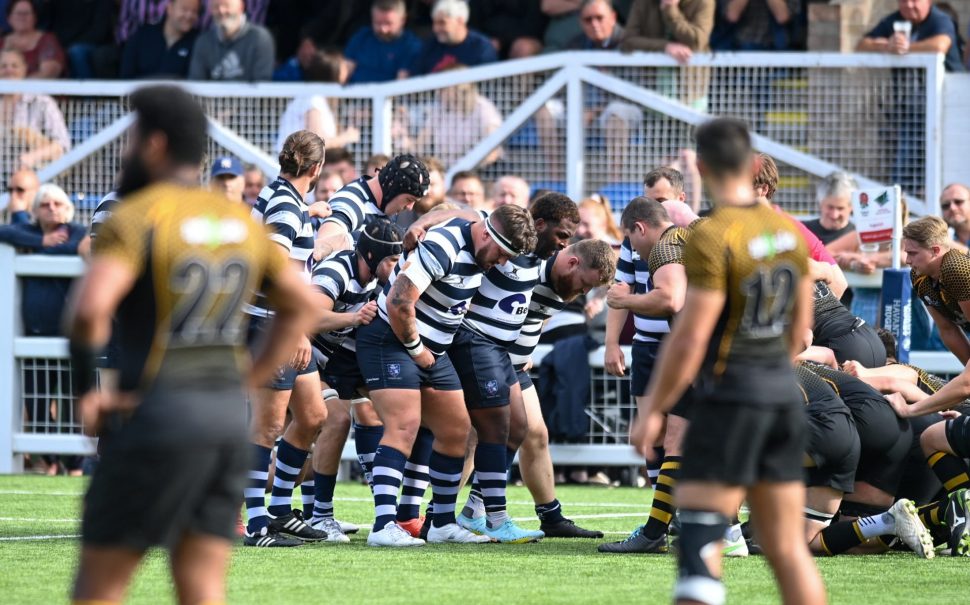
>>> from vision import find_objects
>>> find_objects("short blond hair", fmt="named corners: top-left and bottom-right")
top-left (902, 216), bottom-right (949, 249)
top-left (570, 238), bottom-right (617, 284)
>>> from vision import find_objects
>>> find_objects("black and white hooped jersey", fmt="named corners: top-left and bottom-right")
top-left (617, 237), bottom-right (670, 343)
top-left (464, 254), bottom-right (543, 348)
top-left (89, 191), bottom-right (120, 244)
top-left (251, 176), bottom-right (314, 267)
top-left (377, 218), bottom-right (483, 355)
top-left (322, 176), bottom-right (385, 236)
top-left (508, 254), bottom-right (569, 366)
top-left (311, 250), bottom-right (379, 353)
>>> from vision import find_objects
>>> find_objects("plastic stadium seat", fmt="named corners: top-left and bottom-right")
top-left (530, 180), bottom-right (567, 194)
top-left (597, 182), bottom-right (642, 212)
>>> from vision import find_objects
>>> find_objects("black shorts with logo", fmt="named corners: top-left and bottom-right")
top-left (805, 410), bottom-right (860, 493)
top-left (448, 327), bottom-right (517, 409)
top-left (355, 317), bottom-right (462, 391)
top-left (247, 313), bottom-right (315, 390)
top-left (318, 344), bottom-right (367, 400)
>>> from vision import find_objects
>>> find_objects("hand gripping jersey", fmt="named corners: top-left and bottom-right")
top-left (912, 249), bottom-right (970, 330)
top-left (311, 249), bottom-right (380, 354)
top-left (321, 176), bottom-right (385, 236)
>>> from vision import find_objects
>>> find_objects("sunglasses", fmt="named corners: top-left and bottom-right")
top-left (941, 198), bottom-right (967, 211)
top-left (7, 186), bottom-right (26, 194)
top-left (582, 14), bottom-right (607, 23)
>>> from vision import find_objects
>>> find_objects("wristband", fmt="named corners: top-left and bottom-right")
top-left (403, 337), bottom-right (421, 350)
top-left (406, 343), bottom-right (426, 358)
top-left (69, 341), bottom-right (102, 394)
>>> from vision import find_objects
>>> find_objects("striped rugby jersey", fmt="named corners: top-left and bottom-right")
top-left (89, 191), bottom-right (120, 245)
top-left (617, 237), bottom-right (670, 343)
top-left (322, 176), bottom-right (385, 236)
top-left (463, 253), bottom-right (543, 348)
top-left (311, 250), bottom-right (378, 353)
top-left (377, 218), bottom-right (484, 355)
top-left (508, 253), bottom-right (569, 366)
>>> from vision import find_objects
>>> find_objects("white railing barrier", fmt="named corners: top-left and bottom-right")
top-left (2, 249), bottom-right (964, 473)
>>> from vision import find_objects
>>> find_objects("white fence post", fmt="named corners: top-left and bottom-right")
top-left (566, 65), bottom-right (584, 202)
top-left (924, 54), bottom-right (945, 216)
top-left (0, 246), bottom-right (20, 473)
top-left (372, 95), bottom-right (392, 155)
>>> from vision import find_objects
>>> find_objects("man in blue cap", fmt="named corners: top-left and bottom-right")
top-left (209, 155), bottom-right (246, 203)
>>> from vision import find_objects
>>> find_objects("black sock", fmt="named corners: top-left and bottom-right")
top-left (535, 499), bottom-right (565, 524)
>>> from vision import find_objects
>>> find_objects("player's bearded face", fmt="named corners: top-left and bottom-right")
top-left (117, 150), bottom-right (152, 197)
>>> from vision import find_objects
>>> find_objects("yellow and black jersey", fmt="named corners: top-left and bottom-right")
top-left (794, 364), bottom-right (852, 416)
top-left (95, 183), bottom-right (287, 396)
top-left (898, 363), bottom-right (970, 409)
top-left (687, 217), bottom-right (708, 231)
top-left (684, 203), bottom-right (809, 406)
top-left (647, 225), bottom-right (691, 275)
top-left (912, 249), bottom-right (970, 329)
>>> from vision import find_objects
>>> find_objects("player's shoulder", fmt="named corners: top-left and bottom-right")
top-left (941, 249), bottom-right (970, 274)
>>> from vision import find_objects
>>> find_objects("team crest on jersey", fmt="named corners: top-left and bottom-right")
top-left (440, 274), bottom-right (465, 287)
top-left (387, 363), bottom-right (402, 378)
top-left (506, 266), bottom-right (520, 280)
top-left (485, 379), bottom-right (499, 396)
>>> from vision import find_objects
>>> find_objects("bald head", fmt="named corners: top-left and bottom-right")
top-left (661, 200), bottom-right (698, 228)
top-left (491, 175), bottom-right (530, 209)
top-left (7, 168), bottom-right (40, 213)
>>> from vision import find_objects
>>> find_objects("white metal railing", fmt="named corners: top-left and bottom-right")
top-left (0, 51), bottom-right (945, 219)
top-left (2, 247), bottom-right (965, 472)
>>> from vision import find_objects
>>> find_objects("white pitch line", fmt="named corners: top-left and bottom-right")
top-left (0, 517), bottom-right (78, 523)
top-left (0, 534), bottom-right (80, 541)
top-left (0, 490), bottom-right (83, 496)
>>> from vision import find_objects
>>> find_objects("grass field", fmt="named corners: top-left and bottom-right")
top-left (1, 475), bottom-right (968, 604)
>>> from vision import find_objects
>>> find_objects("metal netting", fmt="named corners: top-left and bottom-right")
top-left (19, 357), bottom-right (80, 435)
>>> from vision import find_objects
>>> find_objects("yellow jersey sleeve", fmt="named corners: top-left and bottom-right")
top-left (91, 200), bottom-right (151, 275)
top-left (684, 220), bottom-right (726, 291)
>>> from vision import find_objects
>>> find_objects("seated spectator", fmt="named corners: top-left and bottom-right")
top-left (2, 167), bottom-right (38, 223)
top-left (275, 50), bottom-right (360, 153)
top-left (200, 0), bottom-right (269, 27)
top-left (857, 0), bottom-right (964, 73)
top-left (541, 0), bottom-right (583, 53)
top-left (448, 170), bottom-right (488, 210)
top-left (44, 0), bottom-right (115, 79)
top-left (345, 0), bottom-right (422, 83)
top-left (710, 0), bottom-right (799, 51)
top-left (324, 147), bottom-right (358, 183)
top-left (363, 153), bottom-right (390, 177)
top-left (621, 0), bottom-right (714, 63)
top-left (469, 0), bottom-right (547, 59)
top-left (408, 0), bottom-right (498, 76)
top-left (0, 49), bottom-right (71, 171)
top-left (208, 156), bottom-right (245, 203)
top-left (406, 68), bottom-right (503, 167)
top-left (0, 0), bottom-right (64, 78)
top-left (575, 195), bottom-right (623, 247)
top-left (491, 175), bottom-right (531, 209)
top-left (121, 0), bottom-right (201, 80)
top-left (316, 167), bottom-right (344, 202)
top-left (803, 171), bottom-right (858, 246)
top-left (271, 30), bottom-right (319, 81)
top-left (941, 182), bottom-right (970, 247)
top-left (242, 163), bottom-right (265, 206)
top-left (188, 0), bottom-right (274, 81)
top-left (116, 0), bottom-right (170, 45)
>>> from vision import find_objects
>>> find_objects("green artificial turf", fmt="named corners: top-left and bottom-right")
top-left (0, 475), bottom-right (967, 604)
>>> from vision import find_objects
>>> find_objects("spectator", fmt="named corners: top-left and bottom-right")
top-left (933, 2), bottom-right (966, 67)
top-left (569, 0), bottom-right (623, 49)
top-left (408, 0), bottom-right (498, 76)
top-left (116, 0), bottom-right (170, 45)
top-left (940, 182), bottom-right (970, 247)
top-left (448, 170), bottom-right (488, 210)
top-left (802, 171), bottom-right (858, 246)
top-left (575, 195), bottom-right (622, 246)
top-left (275, 50), bottom-right (360, 153)
top-left (643, 166), bottom-right (687, 205)
top-left (491, 174), bottom-right (531, 209)
top-left (710, 0), bottom-right (800, 51)
top-left (242, 163), bottom-right (265, 205)
top-left (469, 0), bottom-right (547, 59)
top-left (0, 49), bottom-right (71, 171)
top-left (2, 167), bottom-right (38, 222)
top-left (324, 147), bottom-right (357, 183)
top-left (43, 0), bottom-right (115, 79)
top-left (541, 0), bottom-right (583, 52)
top-left (621, 0), bottom-right (714, 63)
top-left (208, 156), bottom-right (245, 203)
top-left (200, 0), bottom-right (270, 27)
top-left (364, 153), bottom-right (390, 177)
top-left (120, 0), bottom-right (201, 80)
top-left (316, 167), bottom-right (344, 202)
top-left (344, 0), bottom-right (422, 83)
top-left (406, 67), bottom-right (503, 166)
top-left (857, 0), bottom-right (964, 73)
top-left (271, 30), bottom-right (319, 81)
top-left (188, 0), bottom-right (274, 81)
top-left (0, 0), bottom-right (65, 78)
top-left (0, 183), bottom-right (87, 334)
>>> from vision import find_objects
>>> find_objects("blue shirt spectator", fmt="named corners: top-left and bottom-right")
top-left (345, 0), bottom-right (422, 83)
top-left (710, 0), bottom-right (799, 51)
top-left (863, 2), bottom-right (964, 73)
top-left (408, 0), bottom-right (497, 76)
top-left (120, 0), bottom-right (200, 79)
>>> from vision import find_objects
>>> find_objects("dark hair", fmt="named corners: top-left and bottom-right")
top-left (529, 188), bottom-right (552, 204)
top-left (6, 0), bottom-right (36, 20)
top-left (129, 84), bottom-right (207, 166)
top-left (279, 130), bottom-right (326, 177)
top-left (373, 0), bottom-right (406, 11)
top-left (490, 204), bottom-right (538, 255)
top-left (530, 192), bottom-right (580, 225)
top-left (451, 170), bottom-right (481, 186)
top-left (620, 196), bottom-right (669, 231)
top-left (644, 167), bottom-right (684, 194)
top-left (325, 147), bottom-right (353, 166)
top-left (422, 155), bottom-right (444, 175)
top-left (694, 118), bottom-right (752, 176)
top-left (875, 327), bottom-right (897, 362)
top-left (754, 153), bottom-right (779, 200)
top-left (303, 49), bottom-right (344, 83)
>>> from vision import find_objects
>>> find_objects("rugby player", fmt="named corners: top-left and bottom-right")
top-left (305, 218), bottom-right (404, 542)
top-left (357, 205), bottom-right (536, 546)
top-left (630, 118), bottom-right (826, 605)
top-left (243, 130), bottom-right (330, 546)
top-left (903, 216), bottom-right (970, 364)
top-left (69, 85), bottom-right (315, 604)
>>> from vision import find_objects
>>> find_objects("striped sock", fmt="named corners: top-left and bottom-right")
top-left (461, 472), bottom-right (486, 520)
top-left (397, 427), bottom-right (433, 521)
top-left (917, 500), bottom-right (947, 528)
top-left (353, 423), bottom-right (383, 489)
top-left (475, 442), bottom-right (509, 529)
top-left (300, 468), bottom-right (315, 519)
top-left (267, 439), bottom-right (309, 517)
top-left (927, 451), bottom-right (970, 493)
top-left (429, 450), bottom-right (464, 528)
top-left (646, 447), bottom-right (665, 488)
top-left (643, 456), bottom-right (681, 539)
top-left (311, 472), bottom-right (337, 524)
top-left (818, 513), bottom-right (893, 555)
top-left (371, 445), bottom-right (407, 532)
top-left (244, 444), bottom-right (273, 534)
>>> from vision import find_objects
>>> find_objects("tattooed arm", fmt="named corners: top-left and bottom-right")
top-left (387, 273), bottom-right (435, 368)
